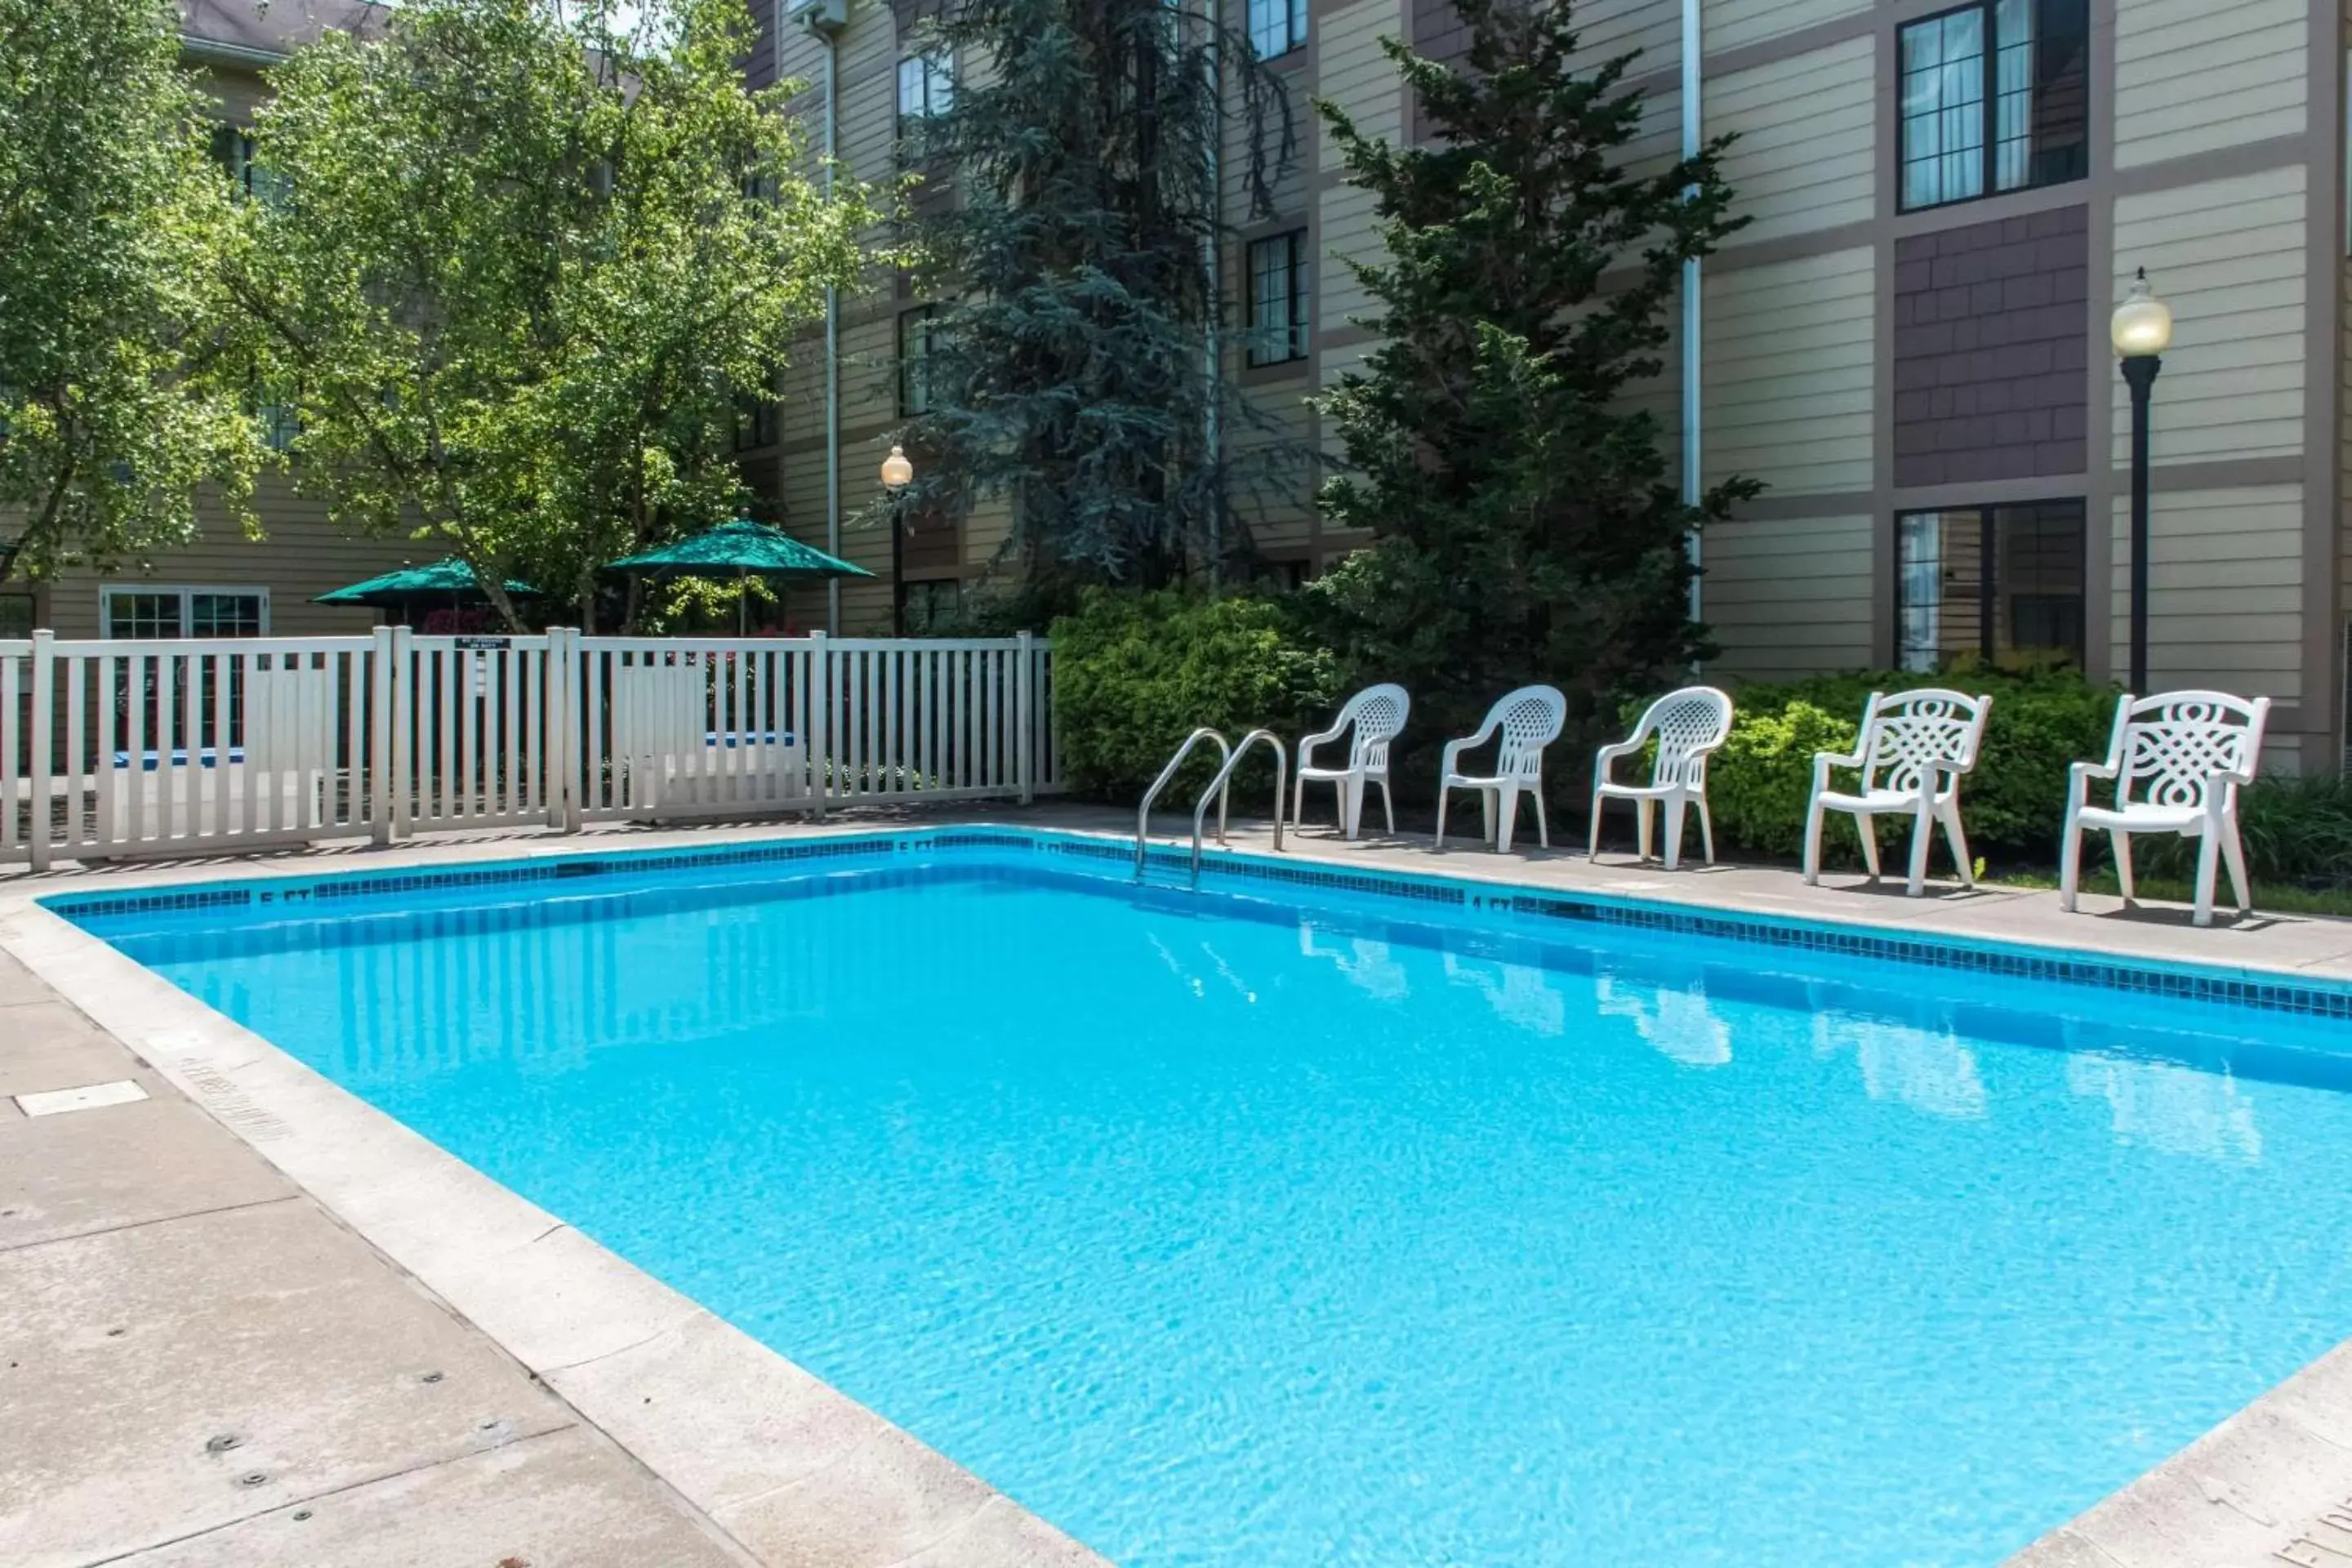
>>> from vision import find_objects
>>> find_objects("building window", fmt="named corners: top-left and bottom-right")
top-left (1898, 0), bottom-right (2087, 212)
top-left (897, 50), bottom-right (954, 132)
top-left (898, 306), bottom-right (939, 416)
top-left (1248, 0), bottom-right (1307, 59)
top-left (1896, 501), bottom-right (2083, 670)
top-left (901, 577), bottom-right (959, 634)
top-left (1245, 230), bottom-right (1310, 368)
top-left (0, 594), bottom-right (33, 637)
top-left (732, 388), bottom-right (777, 452)
top-left (252, 379), bottom-right (301, 452)
top-left (210, 125), bottom-right (288, 207)
top-left (103, 586), bottom-right (270, 640)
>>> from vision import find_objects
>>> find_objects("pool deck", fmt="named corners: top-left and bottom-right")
top-left (4, 801), bottom-right (2352, 1566)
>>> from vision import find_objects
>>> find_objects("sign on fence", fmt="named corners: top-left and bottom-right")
top-left (0, 628), bottom-right (1056, 867)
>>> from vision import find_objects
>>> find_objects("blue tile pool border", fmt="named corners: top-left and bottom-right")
top-left (38, 824), bottom-right (2352, 1022)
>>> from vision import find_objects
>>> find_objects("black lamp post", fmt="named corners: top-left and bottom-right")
top-left (880, 443), bottom-right (913, 636)
top-left (2110, 267), bottom-right (2172, 693)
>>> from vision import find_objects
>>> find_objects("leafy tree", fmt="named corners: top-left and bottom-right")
top-left (0, 0), bottom-right (258, 581)
top-left (225, 0), bottom-right (877, 630)
top-left (889, 0), bottom-right (1298, 599)
top-left (1304, 0), bottom-right (1754, 754)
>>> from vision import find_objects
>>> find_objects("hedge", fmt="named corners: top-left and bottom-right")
top-left (1051, 590), bottom-right (1340, 800)
top-left (1699, 665), bottom-right (2116, 868)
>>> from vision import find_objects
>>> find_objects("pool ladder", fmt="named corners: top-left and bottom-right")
top-left (1134, 728), bottom-right (1287, 888)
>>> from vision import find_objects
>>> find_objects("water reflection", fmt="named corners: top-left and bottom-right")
top-left (1442, 952), bottom-right (1565, 1036)
top-left (2065, 1052), bottom-right (2263, 1164)
top-left (1298, 924), bottom-right (1410, 1002)
top-left (1595, 973), bottom-right (1731, 1067)
top-left (1812, 1012), bottom-right (1987, 1120)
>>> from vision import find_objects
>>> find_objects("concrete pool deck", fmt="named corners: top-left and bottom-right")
top-left (5, 802), bottom-right (2352, 1566)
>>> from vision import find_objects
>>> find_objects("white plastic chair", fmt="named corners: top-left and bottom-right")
top-left (1436, 684), bottom-right (1567, 854)
top-left (2060, 690), bottom-right (2270, 928)
top-left (1588, 685), bottom-right (1735, 871)
top-left (1802, 688), bottom-right (1993, 898)
top-left (1294, 683), bottom-right (1410, 840)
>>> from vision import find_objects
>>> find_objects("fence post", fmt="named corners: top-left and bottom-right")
top-left (368, 626), bottom-right (396, 845)
top-left (544, 626), bottom-right (576, 832)
top-left (389, 624), bottom-right (415, 840)
top-left (808, 630), bottom-right (829, 820)
top-left (1015, 630), bottom-right (1035, 805)
top-left (27, 630), bottom-right (53, 871)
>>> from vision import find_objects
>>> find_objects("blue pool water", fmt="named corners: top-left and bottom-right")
top-left (63, 835), bottom-right (2352, 1566)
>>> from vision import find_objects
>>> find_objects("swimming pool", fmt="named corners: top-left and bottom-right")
top-left (52, 829), bottom-right (2352, 1567)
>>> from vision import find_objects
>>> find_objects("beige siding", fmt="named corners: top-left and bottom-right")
top-left (2110, 167), bottom-right (2305, 467)
top-left (1316, 0), bottom-right (1404, 152)
top-left (2113, 0), bottom-right (2305, 169)
top-left (1702, 246), bottom-right (1874, 493)
top-left (42, 473), bottom-right (420, 639)
top-left (1703, 0), bottom-right (1869, 56)
top-left (1710, 38), bottom-right (1875, 247)
top-left (2108, 486), bottom-right (2304, 702)
top-left (1568, 0), bottom-right (1681, 78)
top-left (1316, 182), bottom-right (1383, 338)
top-left (1702, 514), bottom-right (1876, 680)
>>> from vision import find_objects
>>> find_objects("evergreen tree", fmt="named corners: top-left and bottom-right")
top-left (1305, 0), bottom-right (1754, 752)
top-left (893, 0), bottom-right (1297, 599)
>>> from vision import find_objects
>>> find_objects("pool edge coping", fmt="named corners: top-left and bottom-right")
top-left (12, 813), bottom-right (2352, 1564)
top-left (0, 893), bottom-right (1113, 1568)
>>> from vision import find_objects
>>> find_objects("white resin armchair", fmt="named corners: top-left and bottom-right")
top-left (1294, 683), bottom-right (1410, 840)
top-left (1802, 688), bottom-right (1993, 898)
top-left (1588, 685), bottom-right (1735, 871)
top-left (2060, 690), bottom-right (2270, 928)
top-left (1436, 685), bottom-right (1567, 855)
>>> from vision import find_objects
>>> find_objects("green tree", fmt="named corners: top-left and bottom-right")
top-left (889, 0), bottom-right (1298, 600)
top-left (1304, 0), bottom-right (1754, 751)
top-left (0, 0), bottom-right (258, 581)
top-left (225, 0), bottom-right (877, 630)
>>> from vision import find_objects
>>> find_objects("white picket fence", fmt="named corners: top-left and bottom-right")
top-left (0, 628), bottom-right (1058, 867)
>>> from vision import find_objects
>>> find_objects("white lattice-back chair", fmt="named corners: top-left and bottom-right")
top-left (2060, 690), bottom-right (2270, 927)
top-left (1436, 684), bottom-right (1567, 854)
top-left (1802, 688), bottom-right (1993, 898)
top-left (1588, 686), bottom-right (1735, 871)
top-left (1294, 683), bottom-right (1411, 840)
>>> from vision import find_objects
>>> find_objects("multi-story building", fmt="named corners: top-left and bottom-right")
top-left (11, 1), bottom-right (417, 641)
top-left (755, 0), bottom-right (2349, 769)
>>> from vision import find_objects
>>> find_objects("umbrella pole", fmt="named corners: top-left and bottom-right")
top-left (738, 568), bottom-right (748, 636)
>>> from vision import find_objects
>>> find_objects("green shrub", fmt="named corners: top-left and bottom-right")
top-left (1052, 590), bottom-right (1340, 800)
top-left (1699, 663), bottom-right (2117, 867)
top-left (2132, 769), bottom-right (2352, 886)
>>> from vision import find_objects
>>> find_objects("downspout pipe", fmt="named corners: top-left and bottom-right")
top-left (1204, 26), bottom-right (1223, 586)
top-left (819, 20), bottom-right (844, 634)
top-left (1680, 0), bottom-right (1703, 632)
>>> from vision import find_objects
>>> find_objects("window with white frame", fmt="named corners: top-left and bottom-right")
top-left (1248, 0), bottom-right (1307, 59)
top-left (102, 586), bottom-right (270, 639)
top-left (1245, 230), bottom-right (1311, 368)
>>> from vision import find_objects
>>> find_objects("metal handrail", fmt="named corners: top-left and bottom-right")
top-left (1136, 727), bottom-right (1231, 879)
top-left (1191, 728), bottom-right (1285, 888)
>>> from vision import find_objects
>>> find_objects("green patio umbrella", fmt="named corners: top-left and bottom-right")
top-left (608, 519), bottom-right (871, 634)
top-left (314, 555), bottom-right (539, 617)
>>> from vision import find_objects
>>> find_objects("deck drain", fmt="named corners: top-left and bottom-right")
top-left (420, 1370), bottom-right (443, 1383)
top-left (238, 1472), bottom-right (268, 1488)
top-left (204, 1434), bottom-right (243, 1454)
top-left (292, 1511), bottom-right (313, 1522)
